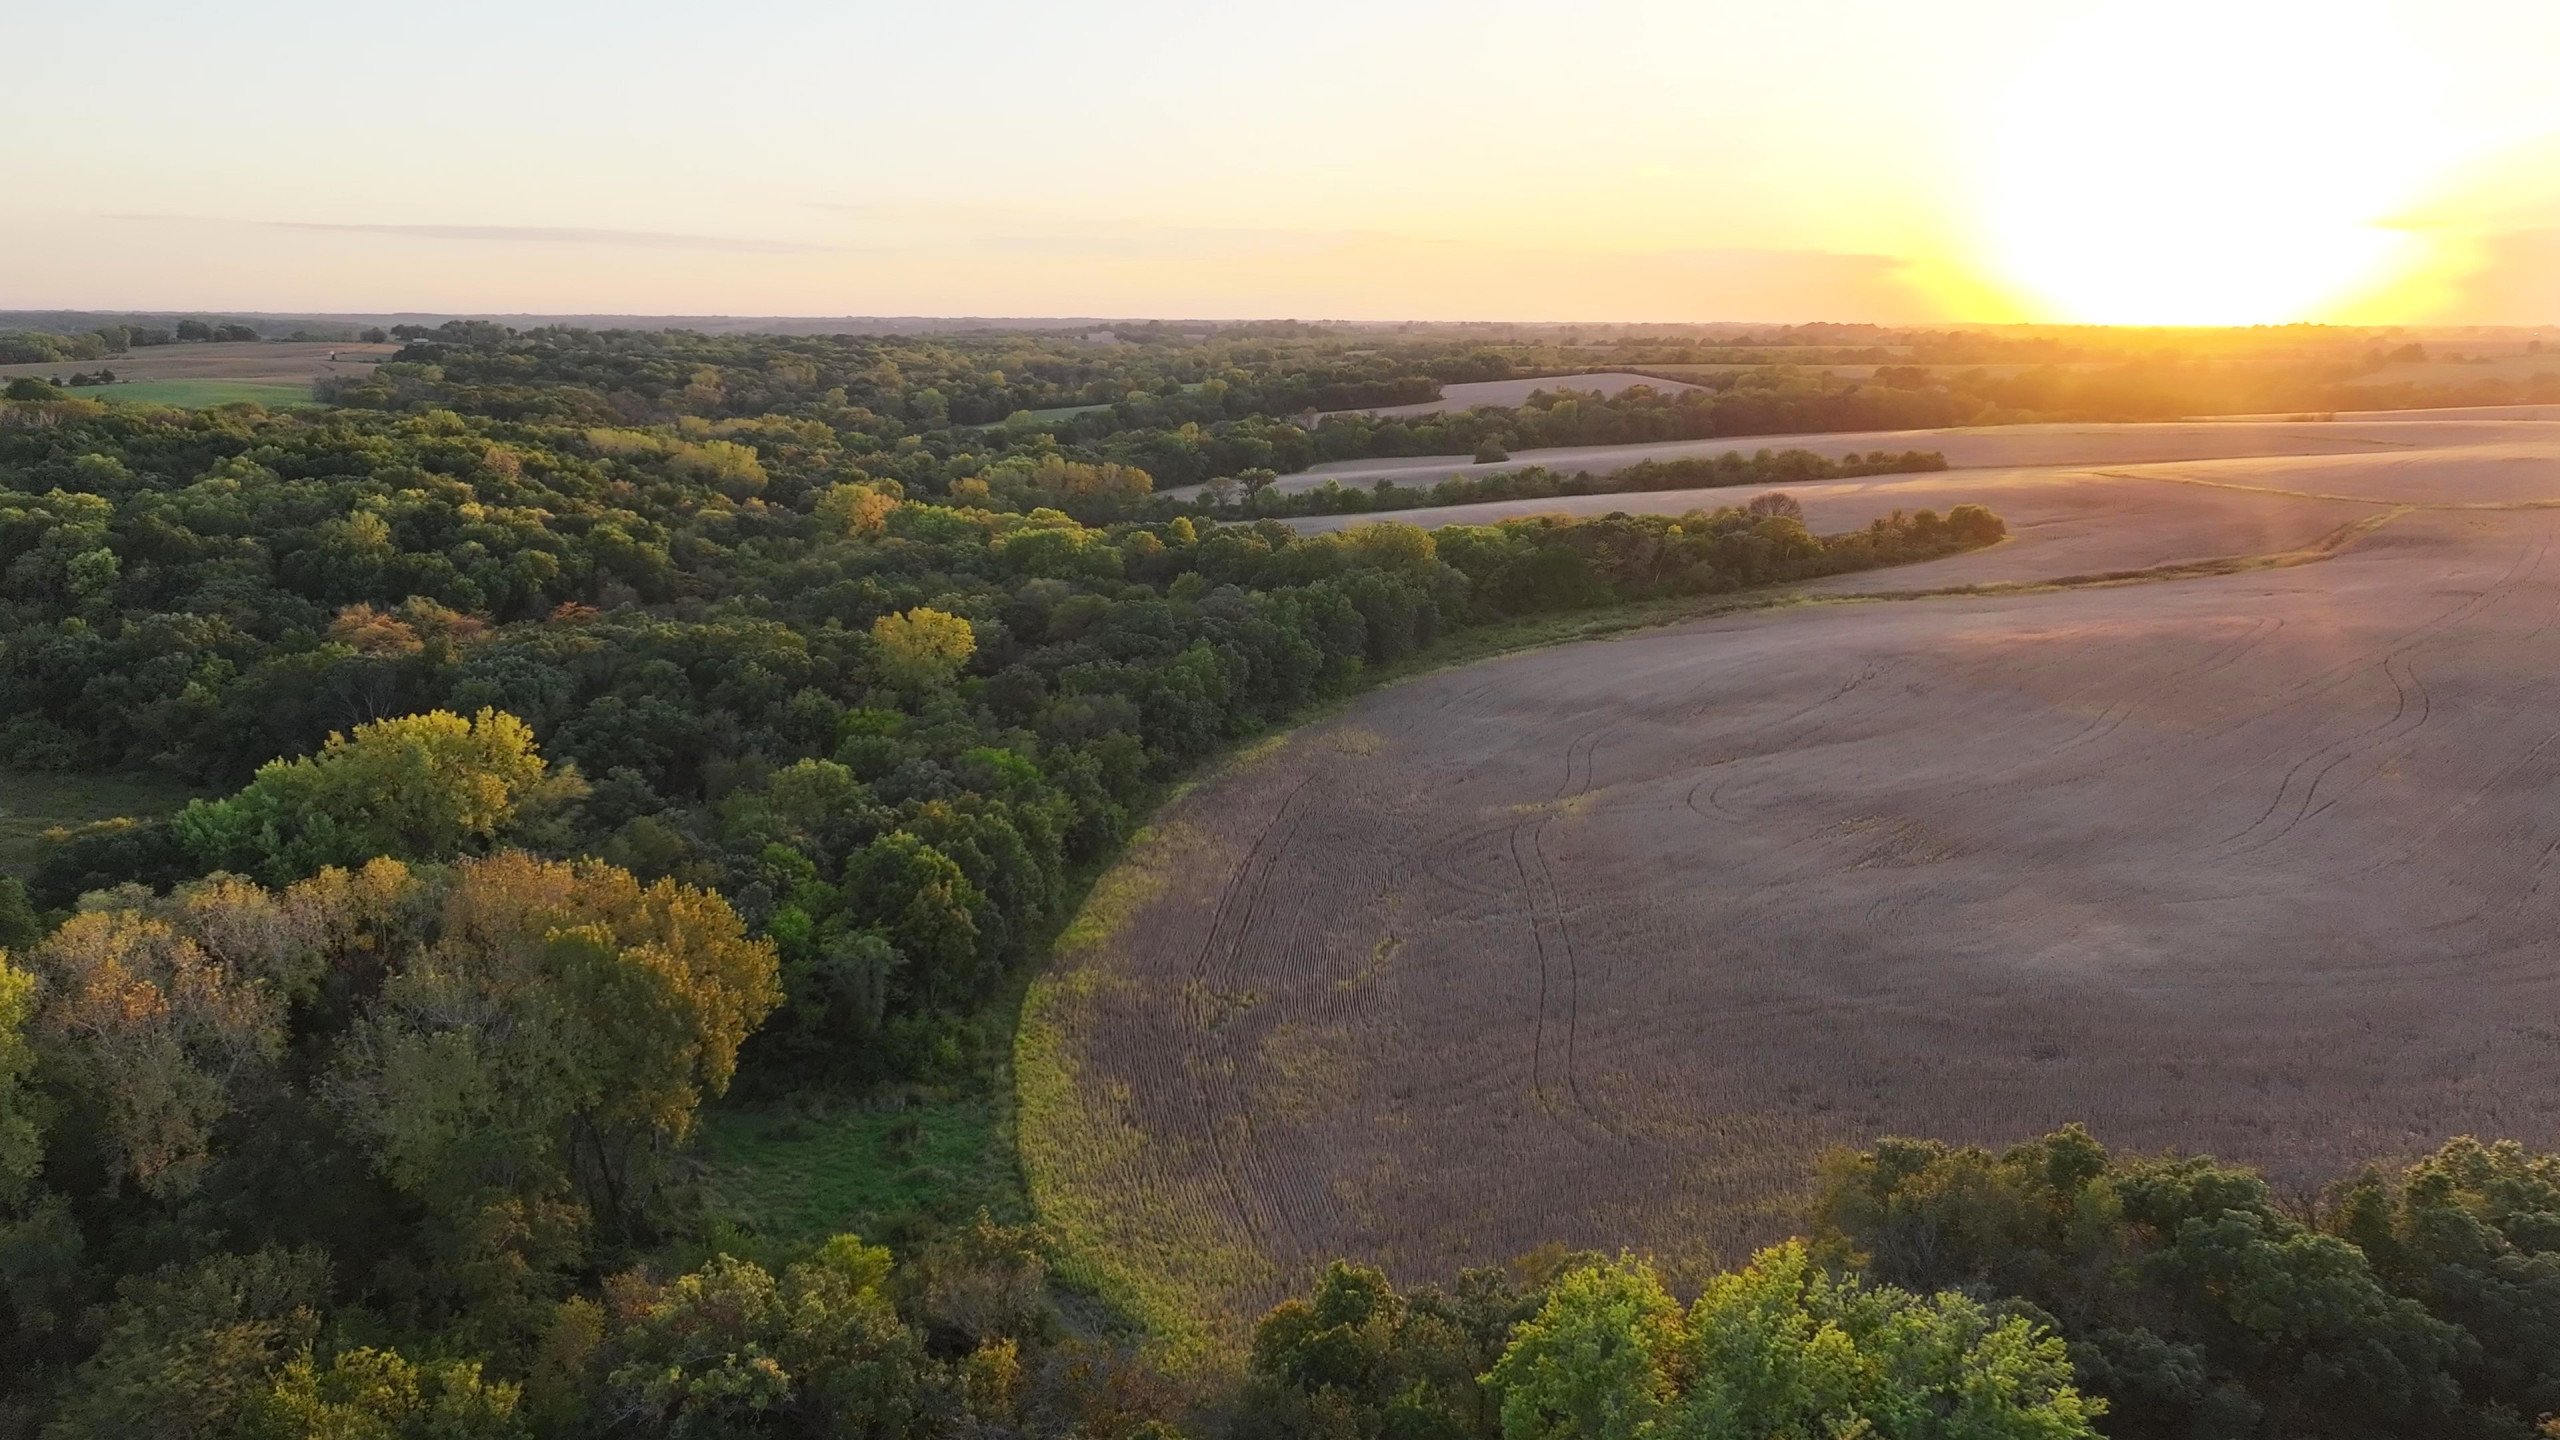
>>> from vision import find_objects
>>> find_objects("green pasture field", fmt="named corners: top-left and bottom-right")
top-left (68, 378), bottom-right (315, 408)
top-left (0, 769), bottom-right (198, 878)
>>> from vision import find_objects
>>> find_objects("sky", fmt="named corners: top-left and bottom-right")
top-left (5, 0), bottom-right (2557, 325)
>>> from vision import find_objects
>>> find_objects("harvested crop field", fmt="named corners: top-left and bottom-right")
top-left (0, 340), bottom-right (396, 407)
top-left (1206, 412), bottom-right (2560, 499)
top-left (1023, 433), bottom-right (2560, 1352)
top-left (1318, 370), bottom-right (1699, 420)
top-left (1293, 442), bottom-right (2560, 591)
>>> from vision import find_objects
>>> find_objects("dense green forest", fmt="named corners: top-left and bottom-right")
top-left (3, 322), bottom-right (2557, 1437)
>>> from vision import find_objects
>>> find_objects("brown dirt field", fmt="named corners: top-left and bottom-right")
top-left (1197, 413), bottom-right (2560, 500)
top-left (1026, 444), bottom-right (2560, 1350)
top-left (2360, 356), bottom-right (2560, 387)
top-left (1319, 371), bottom-right (1699, 421)
top-left (1294, 442), bottom-right (2560, 591)
top-left (1637, 362), bottom-right (2064, 382)
top-left (2208, 404), bottom-right (2560, 424)
top-left (0, 340), bottom-right (398, 384)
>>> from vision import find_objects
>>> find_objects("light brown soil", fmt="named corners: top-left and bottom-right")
top-left (1319, 371), bottom-right (1699, 421)
top-left (1204, 414), bottom-right (2560, 499)
top-left (0, 340), bottom-right (398, 384)
top-left (1296, 442), bottom-right (2560, 588)
top-left (1031, 444), bottom-right (2560, 1343)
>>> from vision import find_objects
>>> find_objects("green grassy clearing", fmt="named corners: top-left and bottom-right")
top-left (994, 383), bottom-right (1205, 428)
top-left (68, 379), bottom-right (316, 409)
top-left (0, 769), bottom-right (199, 878)
top-left (692, 1090), bottom-right (1024, 1253)
top-left (1015, 402), bottom-right (1110, 424)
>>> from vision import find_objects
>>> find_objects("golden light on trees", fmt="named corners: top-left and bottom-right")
top-left (871, 606), bottom-right (978, 691)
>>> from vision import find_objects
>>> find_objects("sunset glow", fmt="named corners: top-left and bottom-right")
top-left (2, 0), bottom-right (2555, 322)
top-left (1967, 2), bottom-right (2472, 325)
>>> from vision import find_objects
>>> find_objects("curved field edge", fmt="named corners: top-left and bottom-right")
top-left (1011, 515), bottom-right (2418, 1365)
top-left (1008, 588), bottom-right (1885, 1369)
top-left (1011, 591), bottom-right (1868, 1370)
top-left (1016, 811), bottom-right (1271, 1370)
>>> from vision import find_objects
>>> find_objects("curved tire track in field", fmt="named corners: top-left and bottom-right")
top-left (1179, 775), bottom-right (1315, 1264)
top-left (1028, 462), bottom-right (2560, 1357)
top-left (2209, 534), bottom-right (2542, 858)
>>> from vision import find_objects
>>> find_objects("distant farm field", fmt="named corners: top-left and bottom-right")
top-left (1024, 414), bottom-right (2560, 1351)
top-left (2362, 353), bottom-right (2560, 387)
top-left (65, 378), bottom-right (317, 408)
top-left (1191, 413), bottom-right (2560, 499)
top-left (0, 339), bottom-right (395, 408)
top-left (1634, 361), bottom-right (2064, 382)
top-left (1319, 371), bottom-right (1700, 421)
top-left (1015, 402), bottom-right (1110, 424)
top-left (0, 770), bottom-right (197, 878)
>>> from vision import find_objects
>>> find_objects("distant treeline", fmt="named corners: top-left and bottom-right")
top-left (303, 324), bottom-right (2560, 498)
top-left (0, 318), bottom-right (327, 364)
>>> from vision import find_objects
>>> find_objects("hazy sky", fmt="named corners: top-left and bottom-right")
top-left (6, 0), bottom-right (2557, 323)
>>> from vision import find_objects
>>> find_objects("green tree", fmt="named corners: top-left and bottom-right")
top-left (1671, 1242), bottom-right (2100, 1440)
top-left (243, 1347), bottom-right (528, 1440)
top-left (1485, 1248), bottom-right (2099, 1440)
top-left (839, 832), bottom-right (987, 1007)
top-left (767, 757), bottom-right (870, 834)
top-left (869, 607), bottom-right (977, 691)
top-left (172, 708), bottom-right (576, 884)
top-left (23, 898), bottom-right (299, 1197)
top-left (329, 852), bottom-right (781, 1249)
top-left (2330, 1137), bottom-right (2560, 1422)
top-left (1489, 1257), bottom-right (1684, 1440)
top-left (668, 438), bottom-right (768, 498)
top-left (1817, 1127), bottom-right (2466, 1440)
top-left (44, 1248), bottom-right (330, 1440)
top-left (1248, 1257), bottom-right (1532, 1440)
top-left (0, 954), bottom-right (41, 1201)
top-left (591, 1236), bottom-right (922, 1439)
top-left (814, 479), bottom-right (897, 537)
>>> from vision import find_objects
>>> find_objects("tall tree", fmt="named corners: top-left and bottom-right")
top-left (173, 709), bottom-right (577, 884)
top-left (329, 853), bottom-right (780, 1248)
top-left (869, 608), bottom-right (976, 692)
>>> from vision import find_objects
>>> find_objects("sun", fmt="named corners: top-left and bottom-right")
top-left (1975, 1), bottom-right (2451, 326)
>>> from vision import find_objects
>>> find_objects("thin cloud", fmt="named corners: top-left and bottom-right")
top-left (109, 214), bottom-right (837, 254)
